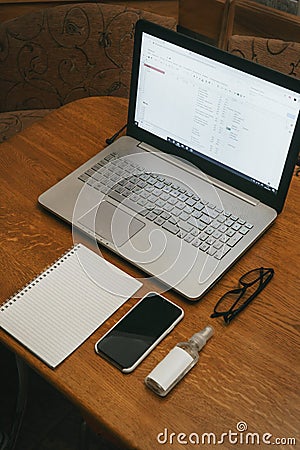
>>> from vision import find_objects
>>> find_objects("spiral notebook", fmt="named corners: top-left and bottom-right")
top-left (0, 243), bottom-right (142, 368)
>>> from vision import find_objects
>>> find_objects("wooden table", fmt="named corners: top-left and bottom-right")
top-left (0, 96), bottom-right (299, 450)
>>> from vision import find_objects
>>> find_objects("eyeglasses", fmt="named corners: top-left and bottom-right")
top-left (210, 267), bottom-right (274, 324)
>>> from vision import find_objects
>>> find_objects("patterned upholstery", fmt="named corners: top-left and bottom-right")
top-left (227, 35), bottom-right (300, 78)
top-left (0, 3), bottom-right (177, 142)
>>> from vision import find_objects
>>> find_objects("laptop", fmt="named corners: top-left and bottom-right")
top-left (39, 20), bottom-right (300, 300)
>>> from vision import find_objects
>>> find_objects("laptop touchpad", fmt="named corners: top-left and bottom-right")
top-left (78, 201), bottom-right (145, 247)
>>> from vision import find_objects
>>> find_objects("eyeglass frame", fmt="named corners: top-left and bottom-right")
top-left (210, 267), bottom-right (274, 324)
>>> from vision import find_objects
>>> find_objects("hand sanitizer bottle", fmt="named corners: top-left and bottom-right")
top-left (145, 325), bottom-right (214, 397)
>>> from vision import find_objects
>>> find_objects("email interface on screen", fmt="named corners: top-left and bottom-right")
top-left (134, 32), bottom-right (300, 193)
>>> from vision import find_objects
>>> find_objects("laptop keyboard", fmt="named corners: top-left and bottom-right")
top-left (78, 152), bottom-right (253, 260)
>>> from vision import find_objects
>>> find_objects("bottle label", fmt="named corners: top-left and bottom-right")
top-left (146, 347), bottom-right (194, 391)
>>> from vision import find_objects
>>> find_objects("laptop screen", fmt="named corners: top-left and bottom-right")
top-left (128, 21), bottom-right (300, 212)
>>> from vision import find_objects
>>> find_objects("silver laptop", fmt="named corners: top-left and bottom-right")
top-left (39, 20), bottom-right (300, 300)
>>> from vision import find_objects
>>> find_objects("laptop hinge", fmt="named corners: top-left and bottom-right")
top-left (138, 142), bottom-right (259, 207)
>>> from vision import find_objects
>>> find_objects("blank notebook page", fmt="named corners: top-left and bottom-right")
top-left (0, 243), bottom-right (142, 368)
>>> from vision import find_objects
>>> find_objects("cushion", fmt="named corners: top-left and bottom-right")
top-left (0, 3), bottom-right (177, 113)
top-left (227, 35), bottom-right (300, 78)
top-left (0, 2), bottom-right (176, 143)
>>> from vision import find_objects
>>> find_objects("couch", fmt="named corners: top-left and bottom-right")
top-left (0, 3), bottom-right (176, 143)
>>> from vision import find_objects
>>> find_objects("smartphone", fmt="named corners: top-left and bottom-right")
top-left (95, 292), bottom-right (184, 373)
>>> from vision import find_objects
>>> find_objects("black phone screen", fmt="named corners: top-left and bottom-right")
top-left (95, 293), bottom-right (183, 372)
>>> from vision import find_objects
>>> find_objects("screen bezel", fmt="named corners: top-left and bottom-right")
top-left (127, 20), bottom-right (300, 213)
top-left (95, 292), bottom-right (184, 372)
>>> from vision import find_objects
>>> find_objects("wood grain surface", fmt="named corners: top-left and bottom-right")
top-left (0, 96), bottom-right (299, 450)
top-left (178, 0), bottom-right (300, 48)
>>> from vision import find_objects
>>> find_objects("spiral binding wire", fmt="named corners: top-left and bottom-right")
top-left (0, 243), bottom-right (81, 313)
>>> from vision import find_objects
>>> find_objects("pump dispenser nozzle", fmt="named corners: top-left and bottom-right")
top-left (190, 325), bottom-right (214, 351)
